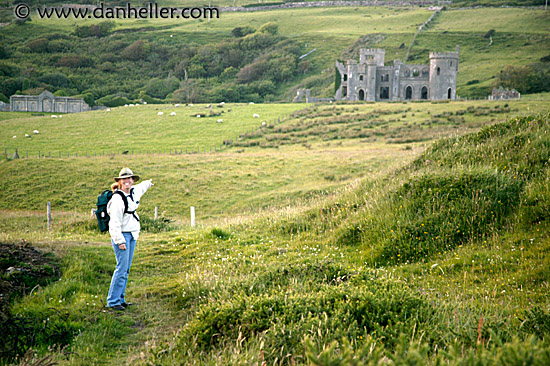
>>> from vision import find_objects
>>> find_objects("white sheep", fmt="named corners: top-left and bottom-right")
top-left (12, 135), bottom-right (16, 139)
top-left (25, 134), bottom-right (30, 138)
top-left (249, 102), bottom-right (254, 105)
top-left (143, 102), bottom-right (147, 105)
top-left (253, 113), bottom-right (260, 118)
top-left (51, 115), bottom-right (57, 118)
top-left (196, 115), bottom-right (201, 118)
top-left (59, 115), bottom-right (62, 118)
top-left (175, 104), bottom-right (180, 107)
top-left (158, 112), bottom-right (164, 116)
top-left (33, 130), bottom-right (39, 134)
top-left (129, 104), bottom-right (135, 107)
top-left (261, 122), bottom-right (266, 126)
top-left (124, 104), bottom-right (129, 107)
top-left (106, 108), bottom-right (111, 112)
top-left (170, 112), bottom-right (176, 116)
top-left (217, 119), bottom-right (223, 123)
top-left (190, 103), bottom-right (194, 107)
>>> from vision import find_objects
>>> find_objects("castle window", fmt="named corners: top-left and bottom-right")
top-left (448, 88), bottom-right (452, 99)
top-left (343, 86), bottom-right (347, 97)
top-left (437, 67), bottom-right (440, 76)
top-left (343, 74), bottom-right (348, 81)
top-left (359, 75), bottom-right (363, 81)
top-left (450, 61), bottom-right (453, 67)
top-left (413, 69), bottom-right (419, 77)
top-left (422, 68), bottom-right (429, 76)
top-left (404, 69), bottom-right (410, 77)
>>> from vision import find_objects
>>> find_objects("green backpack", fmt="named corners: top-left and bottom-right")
top-left (95, 189), bottom-right (136, 232)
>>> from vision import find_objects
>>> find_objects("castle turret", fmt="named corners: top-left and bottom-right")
top-left (429, 47), bottom-right (459, 100)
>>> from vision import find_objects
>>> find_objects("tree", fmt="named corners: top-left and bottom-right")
top-left (495, 65), bottom-right (530, 93)
top-left (121, 40), bottom-right (150, 61)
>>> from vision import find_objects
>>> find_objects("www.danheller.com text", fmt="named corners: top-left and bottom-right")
top-left (17, 3), bottom-right (220, 20)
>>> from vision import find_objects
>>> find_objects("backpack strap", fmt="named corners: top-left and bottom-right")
top-left (114, 190), bottom-right (140, 222)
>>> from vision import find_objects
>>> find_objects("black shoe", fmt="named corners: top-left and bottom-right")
top-left (110, 304), bottom-right (126, 311)
top-left (121, 302), bottom-right (133, 308)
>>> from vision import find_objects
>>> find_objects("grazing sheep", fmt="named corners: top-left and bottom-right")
top-left (249, 102), bottom-right (254, 105)
top-left (106, 108), bottom-right (111, 112)
top-left (261, 122), bottom-right (266, 126)
top-left (59, 115), bottom-right (62, 118)
top-left (197, 115), bottom-right (201, 118)
top-left (33, 130), bottom-right (39, 134)
top-left (12, 135), bottom-right (16, 139)
top-left (51, 115), bottom-right (57, 118)
top-left (253, 113), bottom-right (260, 118)
top-left (190, 104), bottom-right (194, 107)
top-left (170, 112), bottom-right (176, 116)
top-left (206, 104), bottom-right (212, 108)
top-left (25, 134), bottom-right (30, 138)
top-left (158, 112), bottom-right (164, 116)
top-left (129, 104), bottom-right (135, 107)
top-left (125, 104), bottom-right (129, 107)
top-left (217, 119), bottom-right (223, 123)
top-left (175, 104), bottom-right (180, 107)
top-left (143, 102), bottom-right (147, 105)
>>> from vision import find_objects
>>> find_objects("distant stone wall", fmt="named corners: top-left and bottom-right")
top-left (221, 0), bottom-right (450, 12)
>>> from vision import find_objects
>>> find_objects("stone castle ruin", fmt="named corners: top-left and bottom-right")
top-left (334, 46), bottom-right (459, 102)
top-left (10, 90), bottom-right (90, 113)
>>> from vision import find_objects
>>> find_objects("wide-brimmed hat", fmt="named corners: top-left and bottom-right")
top-left (114, 167), bottom-right (140, 182)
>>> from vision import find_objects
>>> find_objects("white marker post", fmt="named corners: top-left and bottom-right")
top-left (190, 206), bottom-right (196, 227)
top-left (47, 202), bottom-right (52, 230)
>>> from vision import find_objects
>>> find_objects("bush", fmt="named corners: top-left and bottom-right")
top-left (96, 94), bottom-right (132, 107)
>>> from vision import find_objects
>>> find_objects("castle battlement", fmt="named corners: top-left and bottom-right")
top-left (429, 52), bottom-right (459, 59)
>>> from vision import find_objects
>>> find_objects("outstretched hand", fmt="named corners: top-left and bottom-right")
top-left (118, 243), bottom-right (127, 250)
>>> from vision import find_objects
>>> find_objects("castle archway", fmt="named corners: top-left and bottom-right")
top-left (421, 86), bottom-right (428, 99)
top-left (448, 88), bottom-right (452, 99)
top-left (405, 86), bottom-right (413, 100)
top-left (358, 89), bottom-right (365, 101)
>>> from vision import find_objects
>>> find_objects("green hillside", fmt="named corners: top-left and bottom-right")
top-left (1, 6), bottom-right (549, 103)
top-left (1, 108), bottom-right (548, 365)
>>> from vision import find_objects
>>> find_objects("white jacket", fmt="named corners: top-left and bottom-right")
top-left (107, 179), bottom-right (153, 245)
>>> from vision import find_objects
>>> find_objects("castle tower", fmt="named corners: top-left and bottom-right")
top-left (365, 59), bottom-right (377, 102)
top-left (429, 46), bottom-right (459, 100)
top-left (345, 59), bottom-right (358, 100)
top-left (360, 49), bottom-right (385, 67)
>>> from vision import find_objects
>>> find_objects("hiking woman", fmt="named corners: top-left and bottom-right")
top-left (106, 167), bottom-right (153, 311)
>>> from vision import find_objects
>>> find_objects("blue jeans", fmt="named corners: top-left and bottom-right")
top-left (107, 232), bottom-right (136, 307)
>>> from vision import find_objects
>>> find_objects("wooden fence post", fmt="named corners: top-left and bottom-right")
top-left (154, 206), bottom-right (158, 220)
top-left (190, 206), bottom-right (196, 227)
top-left (47, 202), bottom-right (52, 230)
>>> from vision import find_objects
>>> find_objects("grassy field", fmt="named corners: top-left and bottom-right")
top-left (1, 98), bottom-right (549, 365)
